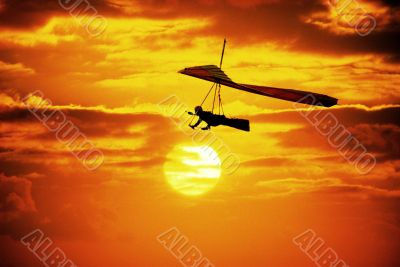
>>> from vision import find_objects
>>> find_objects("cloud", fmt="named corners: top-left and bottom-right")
top-left (348, 123), bottom-right (400, 158)
top-left (219, 104), bottom-right (400, 201)
top-left (0, 0), bottom-right (120, 29)
top-left (0, 0), bottom-right (399, 60)
top-left (0, 92), bottom-right (399, 242)
top-left (255, 177), bottom-right (341, 197)
top-left (0, 173), bottom-right (41, 240)
top-left (0, 92), bottom-right (184, 183)
top-left (264, 106), bottom-right (400, 159)
top-left (0, 174), bottom-right (36, 222)
top-left (248, 166), bottom-right (400, 200)
top-left (0, 61), bottom-right (35, 90)
top-left (0, 4), bottom-right (399, 266)
top-left (0, 14), bottom-right (399, 108)
top-left (0, 61), bottom-right (34, 77)
top-left (123, 0), bottom-right (400, 60)
top-left (250, 104), bottom-right (400, 125)
top-left (242, 156), bottom-right (297, 167)
top-left (312, 183), bottom-right (400, 199)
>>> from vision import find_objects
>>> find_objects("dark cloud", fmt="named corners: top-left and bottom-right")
top-left (121, 0), bottom-right (400, 60)
top-left (0, 104), bottom-right (174, 138)
top-left (0, 174), bottom-right (40, 239)
top-left (261, 106), bottom-right (400, 161)
top-left (250, 105), bottom-right (400, 126)
top-left (0, 95), bottom-right (184, 184)
top-left (0, 0), bottom-right (58, 28)
top-left (0, 106), bottom-right (33, 122)
top-left (1, 93), bottom-right (398, 219)
top-left (242, 156), bottom-right (297, 167)
top-left (0, 0), bottom-right (119, 28)
top-left (0, 0), bottom-right (399, 60)
top-left (348, 123), bottom-right (400, 156)
top-left (311, 183), bottom-right (400, 199)
top-left (372, 0), bottom-right (400, 8)
top-left (0, 174), bottom-right (36, 222)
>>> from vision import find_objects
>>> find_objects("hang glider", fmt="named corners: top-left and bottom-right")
top-left (179, 40), bottom-right (338, 132)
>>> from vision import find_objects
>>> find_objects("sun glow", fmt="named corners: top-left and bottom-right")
top-left (163, 144), bottom-right (221, 196)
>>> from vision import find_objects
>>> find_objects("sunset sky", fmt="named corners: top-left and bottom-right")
top-left (0, 0), bottom-right (399, 266)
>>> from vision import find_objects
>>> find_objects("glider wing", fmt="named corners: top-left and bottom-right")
top-left (179, 65), bottom-right (338, 107)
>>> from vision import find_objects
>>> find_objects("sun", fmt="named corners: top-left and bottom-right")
top-left (163, 144), bottom-right (221, 196)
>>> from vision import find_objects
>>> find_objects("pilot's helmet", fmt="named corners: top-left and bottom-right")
top-left (195, 106), bottom-right (203, 114)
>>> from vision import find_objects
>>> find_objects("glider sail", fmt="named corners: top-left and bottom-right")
top-left (179, 65), bottom-right (338, 107)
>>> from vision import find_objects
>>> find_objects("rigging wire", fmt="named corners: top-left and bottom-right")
top-left (218, 84), bottom-right (225, 115)
top-left (200, 82), bottom-right (216, 107)
top-left (189, 82), bottom-right (217, 125)
top-left (212, 83), bottom-right (218, 113)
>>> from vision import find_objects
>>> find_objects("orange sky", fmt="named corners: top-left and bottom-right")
top-left (0, 1), bottom-right (399, 267)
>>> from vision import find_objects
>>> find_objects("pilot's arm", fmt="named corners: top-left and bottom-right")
top-left (190, 117), bottom-right (203, 129)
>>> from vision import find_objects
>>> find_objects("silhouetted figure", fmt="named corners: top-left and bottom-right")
top-left (188, 106), bottom-right (250, 132)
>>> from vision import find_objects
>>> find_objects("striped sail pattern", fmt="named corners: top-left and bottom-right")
top-left (179, 65), bottom-right (338, 107)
